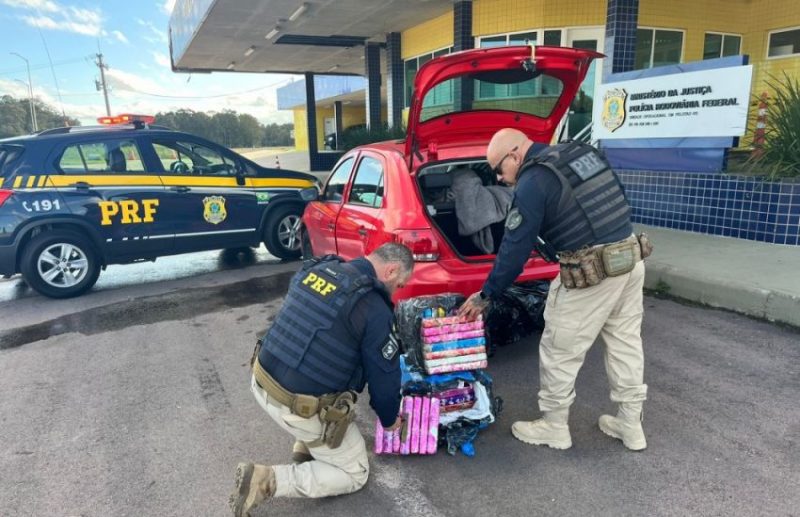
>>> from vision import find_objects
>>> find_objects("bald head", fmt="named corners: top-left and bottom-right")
top-left (487, 128), bottom-right (533, 186)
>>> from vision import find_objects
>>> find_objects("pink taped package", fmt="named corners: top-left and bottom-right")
top-left (419, 397), bottom-right (430, 454)
top-left (424, 346), bottom-right (486, 360)
top-left (422, 329), bottom-right (484, 344)
top-left (421, 315), bottom-right (482, 328)
top-left (426, 359), bottom-right (488, 374)
top-left (374, 396), bottom-right (439, 455)
top-left (421, 320), bottom-right (484, 336)
top-left (411, 397), bottom-right (422, 453)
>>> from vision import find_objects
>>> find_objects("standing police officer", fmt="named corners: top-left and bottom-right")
top-left (460, 128), bottom-right (650, 452)
top-left (230, 243), bottom-right (414, 516)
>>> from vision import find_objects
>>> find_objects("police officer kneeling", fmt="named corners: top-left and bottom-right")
top-left (230, 243), bottom-right (413, 517)
top-left (460, 129), bottom-right (653, 452)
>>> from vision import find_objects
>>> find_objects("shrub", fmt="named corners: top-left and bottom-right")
top-left (339, 124), bottom-right (406, 152)
top-left (748, 73), bottom-right (800, 179)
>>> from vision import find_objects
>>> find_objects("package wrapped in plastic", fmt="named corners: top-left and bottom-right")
top-left (374, 395), bottom-right (439, 456)
top-left (394, 293), bottom-right (465, 368)
top-left (485, 280), bottom-right (550, 352)
top-left (394, 357), bottom-right (502, 457)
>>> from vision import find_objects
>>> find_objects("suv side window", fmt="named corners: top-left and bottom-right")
top-left (153, 140), bottom-right (236, 176)
top-left (347, 156), bottom-right (384, 208)
top-left (58, 139), bottom-right (145, 173)
top-left (321, 157), bottom-right (355, 203)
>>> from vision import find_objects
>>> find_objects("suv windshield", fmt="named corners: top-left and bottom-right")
top-left (420, 69), bottom-right (564, 123)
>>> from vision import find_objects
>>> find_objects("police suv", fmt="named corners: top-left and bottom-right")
top-left (0, 114), bottom-right (319, 298)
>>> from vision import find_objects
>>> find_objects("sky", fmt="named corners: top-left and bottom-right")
top-left (0, 0), bottom-right (298, 126)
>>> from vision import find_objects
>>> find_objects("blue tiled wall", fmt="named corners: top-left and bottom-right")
top-left (617, 171), bottom-right (800, 246)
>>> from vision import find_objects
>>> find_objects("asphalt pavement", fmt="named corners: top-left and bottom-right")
top-left (1, 263), bottom-right (798, 516)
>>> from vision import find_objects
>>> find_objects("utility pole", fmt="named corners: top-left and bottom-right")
top-left (10, 52), bottom-right (38, 132)
top-left (95, 53), bottom-right (111, 116)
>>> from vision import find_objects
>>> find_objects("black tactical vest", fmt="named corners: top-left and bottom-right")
top-left (522, 141), bottom-right (631, 252)
top-left (260, 256), bottom-right (383, 392)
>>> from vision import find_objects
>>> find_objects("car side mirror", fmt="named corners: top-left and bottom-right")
top-left (235, 164), bottom-right (246, 185)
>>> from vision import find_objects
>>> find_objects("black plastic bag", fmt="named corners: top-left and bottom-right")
top-left (394, 293), bottom-right (466, 369)
top-left (485, 280), bottom-right (549, 351)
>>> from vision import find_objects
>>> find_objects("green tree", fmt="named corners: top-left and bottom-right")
top-left (262, 123), bottom-right (293, 146)
top-left (0, 95), bottom-right (80, 138)
top-left (153, 109), bottom-right (293, 148)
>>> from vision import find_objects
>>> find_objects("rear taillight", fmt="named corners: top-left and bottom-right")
top-left (393, 229), bottom-right (440, 262)
top-left (0, 189), bottom-right (12, 207)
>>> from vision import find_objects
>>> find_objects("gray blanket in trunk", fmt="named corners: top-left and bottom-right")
top-left (450, 167), bottom-right (514, 254)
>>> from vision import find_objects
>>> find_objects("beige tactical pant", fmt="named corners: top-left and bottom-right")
top-left (538, 260), bottom-right (648, 412)
top-left (250, 376), bottom-right (369, 498)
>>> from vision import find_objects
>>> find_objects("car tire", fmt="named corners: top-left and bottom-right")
top-left (263, 204), bottom-right (303, 260)
top-left (20, 230), bottom-right (101, 298)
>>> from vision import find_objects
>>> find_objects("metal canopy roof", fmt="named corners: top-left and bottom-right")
top-left (170, 0), bottom-right (455, 75)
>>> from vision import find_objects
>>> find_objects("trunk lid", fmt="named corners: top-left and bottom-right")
top-left (405, 45), bottom-right (603, 166)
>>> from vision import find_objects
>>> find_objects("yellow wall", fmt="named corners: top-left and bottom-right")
top-left (402, 11), bottom-right (454, 59)
top-left (473, 0), bottom-right (605, 36)
top-left (292, 105), bottom-right (386, 150)
top-left (292, 0), bottom-right (800, 150)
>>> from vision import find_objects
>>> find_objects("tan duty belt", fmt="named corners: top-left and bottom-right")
top-left (252, 360), bottom-right (339, 419)
top-left (558, 233), bottom-right (651, 289)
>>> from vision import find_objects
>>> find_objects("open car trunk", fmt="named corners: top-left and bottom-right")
top-left (417, 160), bottom-right (511, 259)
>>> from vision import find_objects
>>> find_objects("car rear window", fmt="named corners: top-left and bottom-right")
top-left (420, 69), bottom-right (564, 122)
top-left (57, 139), bottom-right (145, 174)
top-left (0, 144), bottom-right (24, 177)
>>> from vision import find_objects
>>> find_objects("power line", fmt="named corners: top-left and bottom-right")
top-left (0, 57), bottom-right (89, 77)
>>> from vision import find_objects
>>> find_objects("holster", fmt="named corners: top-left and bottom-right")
top-left (637, 232), bottom-right (654, 259)
top-left (318, 391), bottom-right (358, 449)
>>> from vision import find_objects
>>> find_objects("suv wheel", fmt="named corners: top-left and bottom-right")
top-left (263, 205), bottom-right (303, 260)
top-left (20, 231), bottom-right (101, 298)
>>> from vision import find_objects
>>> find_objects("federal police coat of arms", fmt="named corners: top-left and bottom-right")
top-left (601, 88), bottom-right (627, 132)
top-left (203, 196), bottom-right (227, 224)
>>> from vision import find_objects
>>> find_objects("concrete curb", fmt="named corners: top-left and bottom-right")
top-left (644, 260), bottom-right (800, 328)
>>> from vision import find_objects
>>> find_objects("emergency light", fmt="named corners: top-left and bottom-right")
top-left (97, 114), bottom-right (156, 125)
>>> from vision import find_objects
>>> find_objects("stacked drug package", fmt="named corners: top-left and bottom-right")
top-left (420, 309), bottom-right (487, 374)
top-left (373, 293), bottom-right (501, 457)
top-left (374, 395), bottom-right (439, 455)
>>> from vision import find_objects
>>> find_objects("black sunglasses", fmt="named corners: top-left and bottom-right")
top-left (493, 146), bottom-right (518, 176)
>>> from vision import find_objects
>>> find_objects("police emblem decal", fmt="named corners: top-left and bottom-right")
top-left (382, 334), bottom-right (399, 360)
top-left (601, 88), bottom-right (627, 132)
top-left (203, 196), bottom-right (227, 224)
top-left (505, 208), bottom-right (523, 230)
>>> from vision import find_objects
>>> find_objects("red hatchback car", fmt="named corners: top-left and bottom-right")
top-left (302, 46), bottom-right (601, 302)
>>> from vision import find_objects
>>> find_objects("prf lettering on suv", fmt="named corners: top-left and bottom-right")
top-left (0, 114), bottom-right (320, 298)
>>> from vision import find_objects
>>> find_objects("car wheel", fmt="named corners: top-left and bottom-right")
top-left (20, 230), bottom-right (101, 298)
top-left (263, 204), bottom-right (303, 260)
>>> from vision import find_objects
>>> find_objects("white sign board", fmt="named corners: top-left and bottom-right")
top-left (592, 65), bottom-right (753, 140)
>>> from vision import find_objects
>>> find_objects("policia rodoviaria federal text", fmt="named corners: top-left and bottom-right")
top-left (461, 128), bottom-right (653, 452)
top-left (229, 243), bottom-right (413, 517)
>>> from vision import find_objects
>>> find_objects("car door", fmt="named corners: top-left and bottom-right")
top-left (150, 136), bottom-right (260, 252)
top-left (304, 155), bottom-right (356, 255)
top-left (335, 152), bottom-right (386, 259)
top-left (50, 136), bottom-right (171, 259)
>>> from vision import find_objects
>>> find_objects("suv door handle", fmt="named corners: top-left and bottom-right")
top-left (327, 223), bottom-right (335, 230)
top-left (170, 186), bottom-right (191, 193)
top-left (72, 181), bottom-right (90, 190)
